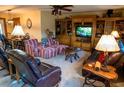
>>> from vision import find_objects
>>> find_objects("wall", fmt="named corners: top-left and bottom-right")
top-left (0, 10), bottom-right (42, 42)
top-left (41, 11), bottom-right (56, 38)
top-left (17, 10), bottom-right (41, 41)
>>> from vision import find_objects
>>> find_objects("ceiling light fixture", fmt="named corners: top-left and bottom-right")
top-left (7, 9), bottom-right (14, 24)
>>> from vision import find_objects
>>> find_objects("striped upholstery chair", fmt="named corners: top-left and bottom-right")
top-left (47, 38), bottom-right (68, 54)
top-left (47, 38), bottom-right (59, 46)
top-left (24, 39), bottom-right (40, 57)
top-left (24, 39), bottom-right (57, 58)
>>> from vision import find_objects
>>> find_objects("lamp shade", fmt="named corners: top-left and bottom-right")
top-left (95, 35), bottom-right (120, 52)
top-left (111, 30), bottom-right (120, 38)
top-left (11, 25), bottom-right (25, 36)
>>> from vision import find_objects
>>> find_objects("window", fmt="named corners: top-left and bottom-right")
top-left (0, 18), bottom-right (7, 36)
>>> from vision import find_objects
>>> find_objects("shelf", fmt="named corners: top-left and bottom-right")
top-left (56, 16), bottom-right (124, 50)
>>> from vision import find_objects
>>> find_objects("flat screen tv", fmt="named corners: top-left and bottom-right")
top-left (75, 26), bottom-right (92, 37)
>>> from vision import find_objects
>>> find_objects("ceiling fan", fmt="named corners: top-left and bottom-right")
top-left (51, 5), bottom-right (73, 15)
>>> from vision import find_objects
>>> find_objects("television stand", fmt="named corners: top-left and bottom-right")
top-left (79, 37), bottom-right (92, 50)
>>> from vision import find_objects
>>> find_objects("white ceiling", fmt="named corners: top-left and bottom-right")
top-left (0, 5), bottom-right (124, 14)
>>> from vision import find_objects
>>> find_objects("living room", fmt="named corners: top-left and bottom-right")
top-left (0, 4), bottom-right (124, 88)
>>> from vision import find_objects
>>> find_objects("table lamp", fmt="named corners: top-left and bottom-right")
top-left (11, 25), bottom-right (25, 40)
top-left (95, 35), bottom-right (120, 70)
top-left (111, 30), bottom-right (120, 39)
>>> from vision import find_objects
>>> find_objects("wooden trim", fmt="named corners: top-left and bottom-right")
top-left (72, 15), bottom-right (97, 19)
top-left (97, 17), bottom-right (124, 21)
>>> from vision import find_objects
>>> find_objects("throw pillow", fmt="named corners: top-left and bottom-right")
top-left (35, 58), bottom-right (41, 66)
top-left (118, 39), bottom-right (124, 53)
top-left (41, 38), bottom-right (48, 47)
top-left (97, 52), bottom-right (105, 64)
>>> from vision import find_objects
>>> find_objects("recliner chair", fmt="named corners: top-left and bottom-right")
top-left (7, 49), bottom-right (61, 87)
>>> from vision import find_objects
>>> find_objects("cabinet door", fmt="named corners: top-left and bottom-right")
top-left (55, 20), bottom-right (61, 35)
top-left (55, 19), bottom-right (66, 36)
top-left (96, 20), bottom-right (105, 37)
top-left (104, 20), bottom-right (114, 34)
top-left (116, 20), bottom-right (124, 39)
top-left (66, 20), bottom-right (72, 34)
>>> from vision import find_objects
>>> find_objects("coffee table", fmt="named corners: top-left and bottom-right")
top-left (65, 47), bottom-right (80, 63)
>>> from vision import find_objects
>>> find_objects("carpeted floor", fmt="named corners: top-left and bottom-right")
top-left (0, 50), bottom-right (124, 87)
top-left (37, 50), bottom-right (90, 87)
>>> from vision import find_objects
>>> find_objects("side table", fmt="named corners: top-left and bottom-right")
top-left (11, 39), bottom-right (25, 50)
top-left (8, 58), bottom-right (20, 81)
top-left (82, 63), bottom-right (118, 87)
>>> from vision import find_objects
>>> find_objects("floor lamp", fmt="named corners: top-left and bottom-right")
top-left (95, 35), bottom-right (120, 71)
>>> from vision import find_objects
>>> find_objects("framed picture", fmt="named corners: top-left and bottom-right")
top-left (26, 18), bottom-right (32, 29)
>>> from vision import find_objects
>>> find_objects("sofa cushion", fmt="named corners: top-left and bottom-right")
top-left (107, 52), bottom-right (123, 65)
top-left (26, 58), bottom-right (42, 78)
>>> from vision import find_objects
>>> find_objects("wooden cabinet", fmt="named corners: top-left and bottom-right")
top-left (115, 19), bottom-right (124, 38)
top-left (55, 15), bottom-right (96, 51)
top-left (95, 20), bottom-right (105, 38)
top-left (94, 17), bottom-right (124, 47)
top-left (55, 18), bottom-right (72, 46)
top-left (55, 19), bottom-right (65, 36)
top-left (55, 16), bottom-right (124, 51)
top-left (72, 15), bottom-right (96, 51)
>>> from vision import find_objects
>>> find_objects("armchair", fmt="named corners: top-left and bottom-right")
top-left (24, 39), bottom-right (40, 57)
top-left (24, 39), bottom-right (57, 58)
top-left (47, 38), bottom-right (68, 54)
top-left (7, 49), bottom-right (61, 87)
top-left (24, 38), bottom-right (68, 58)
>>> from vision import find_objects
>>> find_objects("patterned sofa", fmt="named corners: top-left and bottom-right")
top-left (24, 38), bottom-right (68, 58)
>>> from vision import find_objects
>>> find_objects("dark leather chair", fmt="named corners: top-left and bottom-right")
top-left (0, 46), bottom-right (9, 71)
top-left (7, 49), bottom-right (61, 87)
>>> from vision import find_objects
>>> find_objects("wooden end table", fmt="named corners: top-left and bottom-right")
top-left (82, 63), bottom-right (118, 87)
top-left (8, 58), bottom-right (20, 81)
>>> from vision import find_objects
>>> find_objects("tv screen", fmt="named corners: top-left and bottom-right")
top-left (76, 26), bottom-right (92, 37)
